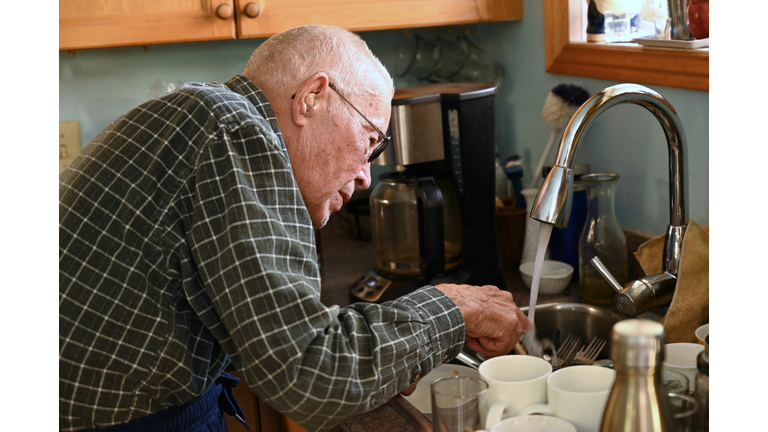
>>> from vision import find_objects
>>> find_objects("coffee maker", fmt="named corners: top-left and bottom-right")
top-left (350, 83), bottom-right (506, 303)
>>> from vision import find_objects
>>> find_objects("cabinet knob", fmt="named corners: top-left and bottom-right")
top-left (215, 3), bottom-right (233, 20)
top-left (243, 2), bottom-right (261, 18)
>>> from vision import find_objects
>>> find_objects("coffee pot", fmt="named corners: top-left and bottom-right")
top-left (370, 170), bottom-right (463, 280)
top-left (351, 82), bottom-right (506, 303)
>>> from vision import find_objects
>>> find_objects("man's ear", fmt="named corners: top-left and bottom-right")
top-left (291, 73), bottom-right (330, 127)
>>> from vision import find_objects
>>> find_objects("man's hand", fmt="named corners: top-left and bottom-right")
top-left (435, 284), bottom-right (531, 359)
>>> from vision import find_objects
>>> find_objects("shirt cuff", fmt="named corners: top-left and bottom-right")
top-left (394, 285), bottom-right (466, 372)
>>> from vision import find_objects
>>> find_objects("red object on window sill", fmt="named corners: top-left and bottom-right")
top-left (688, 0), bottom-right (709, 39)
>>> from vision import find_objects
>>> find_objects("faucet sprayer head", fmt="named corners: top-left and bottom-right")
top-left (530, 165), bottom-right (573, 228)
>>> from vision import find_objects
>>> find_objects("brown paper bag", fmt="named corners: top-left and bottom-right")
top-left (634, 221), bottom-right (709, 343)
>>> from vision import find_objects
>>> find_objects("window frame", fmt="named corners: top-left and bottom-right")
top-left (544, 0), bottom-right (708, 92)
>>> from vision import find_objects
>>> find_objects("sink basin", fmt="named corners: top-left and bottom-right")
top-left (457, 302), bottom-right (626, 366)
top-left (518, 302), bottom-right (625, 361)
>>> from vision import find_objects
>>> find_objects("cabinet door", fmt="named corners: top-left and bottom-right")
top-left (60, 0), bottom-right (237, 51)
top-left (234, 0), bottom-right (523, 39)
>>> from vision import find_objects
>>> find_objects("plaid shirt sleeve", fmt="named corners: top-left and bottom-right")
top-left (59, 75), bottom-right (465, 432)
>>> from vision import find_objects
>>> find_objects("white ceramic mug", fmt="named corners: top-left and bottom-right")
top-left (516, 365), bottom-right (616, 432)
top-left (664, 343), bottom-right (705, 393)
top-left (695, 324), bottom-right (709, 346)
top-left (478, 355), bottom-right (552, 429)
top-left (477, 415), bottom-right (577, 432)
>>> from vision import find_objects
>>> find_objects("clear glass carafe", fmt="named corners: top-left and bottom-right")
top-left (578, 173), bottom-right (627, 304)
top-left (370, 170), bottom-right (462, 278)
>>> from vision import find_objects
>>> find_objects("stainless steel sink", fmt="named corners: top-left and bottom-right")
top-left (519, 302), bottom-right (625, 361)
top-left (456, 302), bottom-right (626, 368)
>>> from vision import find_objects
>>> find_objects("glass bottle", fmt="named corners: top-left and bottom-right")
top-left (693, 346), bottom-right (709, 431)
top-left (600, 320), bottom-right (675, 432)
top-left (578, 173), bottom-right (627, 305)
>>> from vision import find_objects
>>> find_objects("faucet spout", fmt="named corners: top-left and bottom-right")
top-left (531, 83), bottom-right (689, 278)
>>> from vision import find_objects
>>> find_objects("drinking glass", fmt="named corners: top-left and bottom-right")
top-left (430, 33), bottom-right (471, 81)
top-left (654, 18), bottom-right (671, 39)
top-left (661, 369), bottom-right (689, 395)
top-left (450, 34), bottom-right (503, 86)
top-left (666, 392), bottom-right (697, 432)
top-left (604, 11), bottom-right (631, 42)
top-left (431, 376), bottom-right (489, 432)
top-left (394, 33), bottom-right (438, 80)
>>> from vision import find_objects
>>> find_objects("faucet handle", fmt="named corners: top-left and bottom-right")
top-left (590, 256), bottom-right (677, 317)
top-left (590, 257), bottom-right (624, 293)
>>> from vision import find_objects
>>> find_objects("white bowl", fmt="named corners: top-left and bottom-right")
top-left (519, 260), bottom-right (574, 294)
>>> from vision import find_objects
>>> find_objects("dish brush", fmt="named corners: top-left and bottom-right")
top-left (528, 84), bottom-right (591, 190)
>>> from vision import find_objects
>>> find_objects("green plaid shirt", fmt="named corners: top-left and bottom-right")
top-left (59, 75), bottom-right (465, 432)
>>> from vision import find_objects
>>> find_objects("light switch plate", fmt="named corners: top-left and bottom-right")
top-left (59, 120), bottom-right (81, 174)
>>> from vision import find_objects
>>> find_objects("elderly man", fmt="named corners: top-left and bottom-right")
top-left (59, 25), bottom-right (529, 432)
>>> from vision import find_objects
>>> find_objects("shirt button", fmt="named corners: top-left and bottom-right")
top-left (412, 371), bottom-right (421, 382)
top-left (443, 353), bottom-right (451, 363)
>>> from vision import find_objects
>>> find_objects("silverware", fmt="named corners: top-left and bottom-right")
top-left (572, 337), bottom-right (607, 365)
top-left (555, 334), bottom-right (581, 369)
top-left (540, 338), bottom-right (558, 369)
top-left (514, 342), bottom-right (528, 355)
top-left (455, 351), bottom-right (482, 370)
top-left (543, 334), bottom-right (580, 370)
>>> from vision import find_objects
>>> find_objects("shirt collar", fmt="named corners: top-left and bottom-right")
top-left (224, 75), bottom-right (283, 141)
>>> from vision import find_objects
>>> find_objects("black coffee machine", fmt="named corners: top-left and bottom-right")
top-left (350, 83), bottom-right (506, 303)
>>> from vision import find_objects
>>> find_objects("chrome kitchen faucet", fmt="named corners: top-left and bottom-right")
top-left (529, 83), bottom-right (689, 317)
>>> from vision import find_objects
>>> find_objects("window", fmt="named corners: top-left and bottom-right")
top-left (544, 0), bottom-right (708, 91)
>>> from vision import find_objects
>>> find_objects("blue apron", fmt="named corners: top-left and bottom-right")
top-left (80, 372), bottom-right (251, 432)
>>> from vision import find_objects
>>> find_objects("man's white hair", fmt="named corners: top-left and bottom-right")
top-left (243, 25), bottom-right (394, 107)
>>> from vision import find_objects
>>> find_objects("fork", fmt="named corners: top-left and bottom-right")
top-left (572, 337), bottom-right (607, 365)
top-left (553, 334), bottom-right (581, 369)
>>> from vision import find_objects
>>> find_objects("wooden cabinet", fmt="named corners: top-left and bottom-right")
top-left (60, 0), bottom-right (237, 51)
top-left (59, 0), bottom-right (523, 51)
top-left (234, 0), bottom-right (522, 39)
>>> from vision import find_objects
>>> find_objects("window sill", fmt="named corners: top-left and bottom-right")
top-left (544, 0), bottom-right (709, 92)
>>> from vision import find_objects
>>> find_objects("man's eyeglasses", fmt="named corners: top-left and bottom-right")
top-left (327, 83), bottom-right (391, 163)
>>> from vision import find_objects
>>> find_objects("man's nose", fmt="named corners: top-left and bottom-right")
top-left (354, 164), bottom-right (371, 190)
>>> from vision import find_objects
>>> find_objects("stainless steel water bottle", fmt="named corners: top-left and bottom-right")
top-left (600, 319), bottom-right (675, 431)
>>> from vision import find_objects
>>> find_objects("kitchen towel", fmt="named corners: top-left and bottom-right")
top-left (634, 220), bottom-right (709, 344)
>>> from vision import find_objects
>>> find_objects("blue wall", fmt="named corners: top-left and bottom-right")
top-left (59, 0), bottom-right (708, 236)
